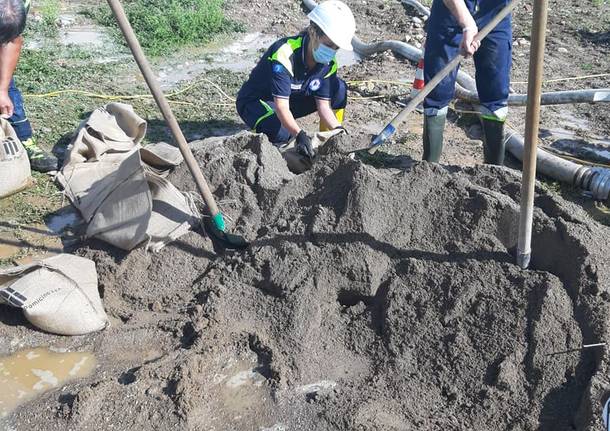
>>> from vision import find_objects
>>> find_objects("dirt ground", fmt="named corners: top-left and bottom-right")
top-left (2, 0), bottom-right (610, 430)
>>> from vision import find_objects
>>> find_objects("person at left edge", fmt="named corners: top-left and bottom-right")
top-left (236, 0), bottom-right (356, 163)
top-left (0, 0), bottom-right (59, 172)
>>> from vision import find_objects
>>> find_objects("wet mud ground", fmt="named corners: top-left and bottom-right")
top-left (2, 0), bottom-right (610, 429)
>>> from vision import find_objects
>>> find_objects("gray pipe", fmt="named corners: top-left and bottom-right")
top-left (457, 87), bottom-right (610, 106)
top-left (401, 0), bottom-right (430, 17)
top-left (506, 132), bottom-right (610, 202)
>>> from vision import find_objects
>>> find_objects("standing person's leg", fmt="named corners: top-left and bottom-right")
top-left (423, 30), bottom-right (461, 163)
top-left (473, 28), bottom-right (512, 165)
top-left (7, 78), bottom-right (32, 141)
top-left (8, 79), bottom-right (58, 172)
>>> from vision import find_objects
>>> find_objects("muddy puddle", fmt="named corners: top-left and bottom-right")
top-left (0, 348), bottom-right (96, 418)
top-left (59, 25), bottom-right (113, 50)
top-left (56, 11), bottom-right (114, 49)
top-left (45, 206), bottom-right (83, 237)
top-left (27, 17), bottom-right (105, 51)
top-left (154, 32), bottom-right (274, 88)
top-left (0, 206), bottom-right (80, 264)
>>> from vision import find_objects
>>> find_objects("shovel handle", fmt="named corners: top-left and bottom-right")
top-left (369, 0), bottom-right (518, 154)
top-left (106, 0), bottom-right (222, 223)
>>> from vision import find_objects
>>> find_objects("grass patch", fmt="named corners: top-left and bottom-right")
top-left (581, 62), bottom-right (594, 71)
top-left (0, 172), bottom-right (62, 227)
top-left (16, 47), bottom-right (102, 93)
top-left (14, 45), bottom-right (124, 153)
top-left (25, 0), bottom-right (61, 37)
top-left (86, 0), bottom-right (243, 56)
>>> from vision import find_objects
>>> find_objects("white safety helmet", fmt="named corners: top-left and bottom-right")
top-left (307, 0), bottom-right (356, 51)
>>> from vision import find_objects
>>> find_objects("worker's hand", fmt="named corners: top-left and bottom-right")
top-left (0, 90), bottom-right (14, 119)
top-left (460, 26), bottom-right (481, 57)
top-left (295, 130), bottom-right (316, 160)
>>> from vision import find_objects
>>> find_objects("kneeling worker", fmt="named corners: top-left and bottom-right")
top-left (236, 0), bottom-right (355, 162)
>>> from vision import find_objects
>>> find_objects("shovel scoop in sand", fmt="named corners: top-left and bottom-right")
top-left (106, 0), bottom-right (247, 250)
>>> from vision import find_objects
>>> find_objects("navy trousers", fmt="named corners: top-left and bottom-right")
top-left (7, 79), bottom-right (33, 141)
top-left (236, 77), bottom-right (347, 144)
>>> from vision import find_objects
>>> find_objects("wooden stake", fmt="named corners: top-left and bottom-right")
top-left (517, 0), bottom-right (550, 269)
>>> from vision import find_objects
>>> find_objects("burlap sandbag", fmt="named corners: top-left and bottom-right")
top-left (0, 254), bottom-right (108, 336)
top-left (57, 103), bottom-right (199, 251)
top-left (62, 102), bottom-right (147, 166)
top-left (0, 118), bottom-right (31, 198)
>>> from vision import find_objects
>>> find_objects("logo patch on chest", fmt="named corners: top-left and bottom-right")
top-left (309, 79), bottom-right (321, 92)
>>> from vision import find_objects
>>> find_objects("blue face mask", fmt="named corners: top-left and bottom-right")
top-left (313, 42), bottom-right (337, 64)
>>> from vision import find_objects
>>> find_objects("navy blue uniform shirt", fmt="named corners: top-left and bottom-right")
top-left (237, 32), bottom-right (339, 104)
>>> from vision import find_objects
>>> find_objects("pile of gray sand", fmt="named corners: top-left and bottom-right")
top-left (7, 132), bottom-right (610, 430)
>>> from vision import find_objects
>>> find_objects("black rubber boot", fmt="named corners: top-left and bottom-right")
top-left (423, 114), bottom-right (446, 163)
top-left (481, 118), bottom-right (506, 165)
top-left (22, 138), bottom-right (59, 173)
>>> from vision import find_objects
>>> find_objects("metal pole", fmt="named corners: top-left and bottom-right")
top-left (517, 0), bottom-right (550, 269)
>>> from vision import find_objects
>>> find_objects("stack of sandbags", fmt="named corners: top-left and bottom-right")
top-left (0, 118), bottom-right (31, 198)
top-left (0, 254), bottom-right (108, 336)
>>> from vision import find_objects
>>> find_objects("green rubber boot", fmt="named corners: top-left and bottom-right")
top-left (423, 113), bottom-right (446, 163)
top-left (481, 117), bottom-right (506, 165)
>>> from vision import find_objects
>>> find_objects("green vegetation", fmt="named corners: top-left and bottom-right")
top-left (38, 0), bottom-right (60, 28)
top-left (86, 0), bottom-right (243, 56)
top-left (581, 62), bottom-right (594, 71)
top-left (6, 172), bottom-right (62, 226)
top-left (25, 0), bottom-right (61, 37)
top-left (15, 43), bottom-right (244, 157)
top-left (15, 45), bottom-right (122, 154)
